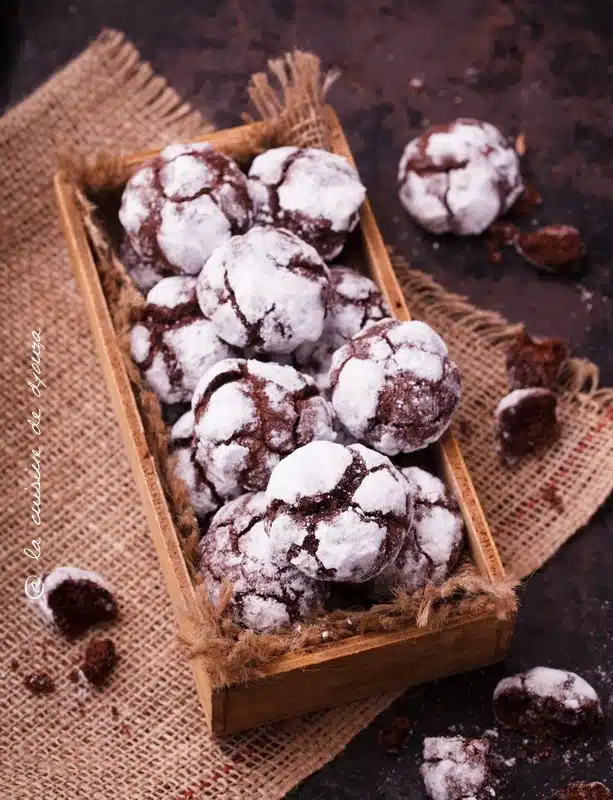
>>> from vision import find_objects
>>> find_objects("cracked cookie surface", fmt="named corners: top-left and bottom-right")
top-left (330, 319), bottom-right (461, 455)
top-left (169, 410), bottom-right (223, 520)
top-left (119, 142), bottom-right (252, 276)
top-left (192, 358), bottom-right (336, 498)
top-left (294, 265), bottom-right (390, 392)
top-left (420, 736), bottom-right (493, 800)
top-left (197, 225), bottom-right (331, 354)
top-left (398, 118), bottom-right (522, 235)
top-left (248, 146), bottom-right (366, 260)
top-left (199, 492), bottom-right (328, 632)
top-left (265, 441), bottom-right (413, 583)
top-left (130, 275), bottom-right (234, 404)
top-left (372, 466), bottom-right (464, 594)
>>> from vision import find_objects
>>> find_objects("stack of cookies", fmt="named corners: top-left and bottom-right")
top-left (120, 141), bottom-right (465, 633)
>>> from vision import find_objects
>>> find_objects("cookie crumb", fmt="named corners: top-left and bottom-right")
top-left (550, 782), bottom-right (611, 800)
top-left (515, 133), bottom-right (527, 156)
top-left (24, 672), bottom-right (55, 695)
top-left (513, 183), bottom-right (543, 214)
top-left (81, 637), bottom-right (118, 687)
top-left (516, 225), bottom-right (585, 273)
top-left (541, 484), bottom-right (565, 514)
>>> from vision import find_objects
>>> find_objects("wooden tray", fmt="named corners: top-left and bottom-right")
top-left (54, 108), bottom-right (515, 735)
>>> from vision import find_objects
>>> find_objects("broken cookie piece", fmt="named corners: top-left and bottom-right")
top-left (493, 667), bottom-right (604, 739)
top-left (506, 330), bottom-right (568, 391)
top-left (495, 388), bottom-right (558, 467)
top-left (420, 736), bottom-right (494, 800)
top-left (23, 672), bottom-right (55, 695)
top-left (516, 225), bottom-right (585, 273)
top-left (33, 566), bottom-right (118, 638)
top-left (550, 783), bottom-right (611, 800)
top-left (79, 637), bottom-right (118, 687)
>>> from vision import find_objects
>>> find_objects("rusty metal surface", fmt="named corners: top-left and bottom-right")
top-left (4, 1), bottom-right (613, 796)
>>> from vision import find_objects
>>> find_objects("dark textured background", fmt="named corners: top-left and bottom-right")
top-left (3, 1), bottom-right (612, 797)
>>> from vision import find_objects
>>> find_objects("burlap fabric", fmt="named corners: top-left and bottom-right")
top-left (2, 30), bottom-right (612, 800)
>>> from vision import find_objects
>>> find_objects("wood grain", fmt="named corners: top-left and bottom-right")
top-left (54, 112), bottom-right (515, 735)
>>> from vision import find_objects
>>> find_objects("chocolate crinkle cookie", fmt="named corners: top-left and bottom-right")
top-left (493, 667), bottom-right (604, 738)
top-left (248, 146), bottom-right (366, 260)
top-left (420, 736), bottom-right (494, 800)
top-left (506, 329), bottom-right (568, 391)
top-left (372, 466), bottom-right (464, 595)
top-left (131, 276), bottom-right (234, 404)
top-left (32, 567), bottom-right (118, 638)
top-left (192, 358), bottom-right (336, 498)
top-left (197, 225), bottom-right (331, 354)
top-left (169, 410), bottom-right (223, 519)
top-left (199, 492), bottom-right (328, 633)
top-left (294, 265), bottom-right (390, 391)
top-left (398, 118), bottom-right (523, 235)
top-left (330, 319), bottom-right (461, 455)
top-left (119, 142), bottom-right (252, 276)
top-left (495, 388), bottom-right (558, 467)
top-left (265, 441), bottom-right (413, 583)
top-left (550, 783), bottom-right (612, 800)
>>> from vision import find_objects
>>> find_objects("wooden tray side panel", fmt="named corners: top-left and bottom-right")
top-left (221, 613), bottom-right (510, 734)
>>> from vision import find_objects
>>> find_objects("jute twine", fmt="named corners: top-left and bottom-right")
top-left (2, 30), bottom-right (612, 799)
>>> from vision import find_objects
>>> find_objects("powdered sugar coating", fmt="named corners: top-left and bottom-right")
top-left (330, 319), bottom-right (461, 455)
top-left (192, 358), bottom-right (336, 498)
top-left (248, 147), bottom-right (366, 260)
top-left (119, 238), bottom-right (170, 294)
top-left (495, 387), bottom-right (549, 416)
top-left (197, 225), bottom-right (331, 355)
top-left (421, 737), bottom-right (493, 800)
top-left (266, 441), bottom-right (413, 583)
top-left (169, 411), bottom-right (222, 519)
top-left (119, 142), bottom-right (252, 276)
top-left (33, 567), bottom-right (113, 626)
top-left (130, 276), bottom-right (234, 404)
top-left (493, 667), bottom-right (604, 738)
top-left (199, 492), bottom-right (327, 632)
top-left (494, 668), bottom-right (600, 710)
top-left (294, 266), bottom-right (390, 391)
top-left (373, 466), bottom-right (464, 594)
top-left (398, 118), bottom-right (523, 235)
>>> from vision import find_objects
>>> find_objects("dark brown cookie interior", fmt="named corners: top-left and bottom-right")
top-left (47, 578), bottom-right (118, 638)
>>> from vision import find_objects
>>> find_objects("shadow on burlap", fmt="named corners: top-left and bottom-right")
top-left (1, 30), bottom-right (612, 800)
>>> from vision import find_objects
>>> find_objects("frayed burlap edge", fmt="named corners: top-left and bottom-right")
top-left (60, 50), bottom-right (518, 689)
